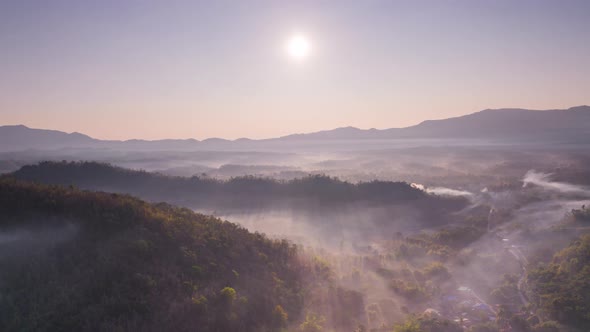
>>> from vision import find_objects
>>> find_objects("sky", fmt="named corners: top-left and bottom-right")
top-left (1, 0), bottom-right (589, 140)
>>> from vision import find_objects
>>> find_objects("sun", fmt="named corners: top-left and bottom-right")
top-left (286, 35), bottom-right (311, 60)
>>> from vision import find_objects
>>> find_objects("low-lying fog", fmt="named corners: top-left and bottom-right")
top-left (4, 140), bottom-right (590, 330)
top-left (194, 163), bottom-right (590, 330)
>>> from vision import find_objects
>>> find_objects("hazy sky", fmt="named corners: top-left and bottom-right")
top-left (1, 0), bottom-right (589, 140)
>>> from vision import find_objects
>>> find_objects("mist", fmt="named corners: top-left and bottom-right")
top-left (2, 124), bottom-right (590, 331)
top-left (523, 170), bottom-right (590, 197)
top-left (2, 0), bottom-right (590, 329)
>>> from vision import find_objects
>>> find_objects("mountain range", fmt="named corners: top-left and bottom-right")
top-left (1, 105), bottom-right (589, 151)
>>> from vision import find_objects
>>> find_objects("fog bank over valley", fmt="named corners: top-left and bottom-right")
top-left (2, 107), bottom-right (590, 331)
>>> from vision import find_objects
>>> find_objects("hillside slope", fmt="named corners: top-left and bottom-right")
top-left (527, 232), bottom-right (590, 329)
top-left (10, 161), bottom-right (430, 204)
top-left (9, 162), bottom-right (469, 237)
top-left (0, 178), bottom-right (305, 332)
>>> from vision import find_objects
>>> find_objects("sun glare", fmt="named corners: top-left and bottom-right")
top-left (286, 35), bottom-right (311, 60)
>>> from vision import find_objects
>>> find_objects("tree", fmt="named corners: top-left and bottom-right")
top-left (469, 322), bottom-right (499, 332)
top-left (219, 287), bottom-right (237, 304)
top-left (299, 313), bottom-right (325, 332)
top-left (393, 314), bottom-right (462, 332)
top-left (272, 305), bottom-right (288, 328)
top-left (532, 321), bottom-right (560, 332)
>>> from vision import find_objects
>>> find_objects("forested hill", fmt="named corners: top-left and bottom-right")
top-left (527, 233), bottom-right (590, 329)
top-left (9, 161), bottom-right (468, 212)
top-left (0, 178), bottom-right (306, 331)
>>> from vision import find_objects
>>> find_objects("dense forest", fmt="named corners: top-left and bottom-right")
top-left (8, 162), bottom-right (470, 241)
top-left (0, 178), bottom-right (313, 332)
top-left (0, 178), bottom-right (512, 332)
top-left (527, 233), bottom-right (590, 329)
top-left (3, 162), bottom-right (590, 332)
top-left (10, 161), bottom-right (467, 212)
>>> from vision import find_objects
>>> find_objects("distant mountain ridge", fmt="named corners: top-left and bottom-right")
top-left (1, 105), bottom-right (589, 151)
top-left (279, 105), bottom-right (590, 140)
top-left (0, 124), bottom-right (97, 150)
